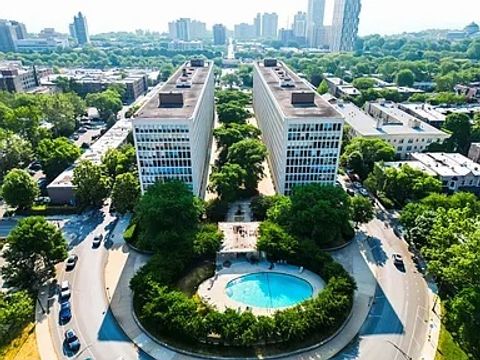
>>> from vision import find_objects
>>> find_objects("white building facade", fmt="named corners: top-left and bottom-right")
top-left (133, 59), bottom-right (215, 197)
top-left (253, 59), bottom-right (344, 195)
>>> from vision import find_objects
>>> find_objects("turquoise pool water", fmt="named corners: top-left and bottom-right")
top-left (225, 272), bottom-right (313, 309)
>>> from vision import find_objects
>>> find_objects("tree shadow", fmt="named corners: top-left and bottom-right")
top-left (62, 210), bottom-right (106, 249)
top-left (359, 234), bottom-right (388, 267)
top-left (331, 336), bottom-right (361, 359)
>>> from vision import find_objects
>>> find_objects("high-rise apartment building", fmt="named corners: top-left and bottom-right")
top-left (0, 19), bottom-right (27, 52)
top-left (168, 22), bottom-right (177, 39)
top-left (213, 24), bottom-right (227, 45)
top-left (331, 0), bottom-right (361, 52)
top-left (234, 23), bottom-right (256, 41)
top-left (133, 59), bottom-right (215, 197)
top-left (307, 0), bottom-right (326, 47)
top-left (190, 20), bottom-right (207, 39)
top-left (261, 13), bottom-right (278, 39)
top-left (254, 13), bottom-right (262, 38)
top-left (175, 18), bottom-right (191, 41)
top-left (253, 59), bottom-right (344, 195)
top-left (293, 11), bottom-right (308, 39)
top-left (71, 12), bottom-right (90, 45)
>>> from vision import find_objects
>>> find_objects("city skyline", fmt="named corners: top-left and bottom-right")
top-left (2, 0), bottom-right (479, 36)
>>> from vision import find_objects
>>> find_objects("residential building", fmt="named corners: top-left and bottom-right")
top-left (48, 118), bottom-right (132, 204)
top-left (468, 143), bottom-right (480, 163)
top-left (10, 20), bottom-right (27, 39)
top-left (324, 77), bottom-right (361, 97)
top-left (293, 11), bottom-right (308, 40)
top-left (454, 83), bottom-right (480, 101)
top-left (330, 0), bottom-right (361, 52)
top-left (71, 12), bottom-right (90, 45)
top-left (190, 20), bottom-right (207, 39)
top-left (261, 13), bottom-right (278, 39)
top-left (234, 23), bottom-right (256, 40)
top-left (0, 61), bottom-right (41, 92)
top-left (384, 152), bottom-right (480, 194)
top-left (253, 59), bottom-right (344, 195)
top-left (254, 13), bottom-right (262, 38)
top-left (213, 24), bottom-right (227, 45)
top-left (133, 59), bottom-right (215, 197)
top-left (15, 37), bottom-right (69, 52)
top-left (0, 19), bottom-right (27, 52)
top-left (278, 29), bottom-right (295, 45)
top-left (398, 103), bottom-right (446, 128)
top-left (168, 22), bottom-right (177, 39)
top-left (175, 18), bottom-right (191, 41)
top-left (307, 0), bottom-right (326, 47)
top-left (168, 40), bottom-right (203, 51)
top-left (324, 96), bottom-right (449, 159)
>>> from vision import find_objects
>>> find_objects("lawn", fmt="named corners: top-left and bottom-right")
top-left (435, 321), bottom-right (469, 360)
top-left (0, 323), bottom-right (40, 360)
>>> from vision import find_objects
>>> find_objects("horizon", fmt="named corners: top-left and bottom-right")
top-left (2, 0), bottom-right (479, 37)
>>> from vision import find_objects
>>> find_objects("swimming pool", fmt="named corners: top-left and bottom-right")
top-left (225, 272), bottom-right (313, 309)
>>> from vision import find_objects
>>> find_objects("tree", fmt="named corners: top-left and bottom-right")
top-left (72, 160), bottom-right (111, 208)
top-left (257, 221), bottom-right (299, 261)
top-left (317, 80), bottom-right (329, 95)
top-left (351, 196), bottom-right (374, 227)
top-left (1, 169), bottom-right (39, 209)
top-left (193, 224), bottom-right (223, 258)
top-left (41, 94), bottom-right (77, 137)
top-left (352, 77), bottom-right (376, 90)
top-left (36, 137), bottom-right (81, 180)
top-left (135, 181), bottom-right (203, 251)
top-left (102, 144), bottom-right (136, 179)
top-left (442, 113), bottom-right (472, 155)
top-left (0, 291), bottom-right (34, 345)
top-left (237, 66), bottom-right (253, 87)
top-left (111, 172), bottom-right (140, 214)
top-left (216, 90), bottom-right (250, 106)
top-left (86, 89), bottom-right (123, 121)
top-left (396, 69), bottom-right (415, 87)
top-left (341, 137), bottom-right (396, 179)
top-left (0, 129), bottom-right (33, 179)
top-left (217, 102), bottom-right (250, 124)
top-left (227, 139), bottom-right (267, 193)
top-left (159, 64), bottom-right (175, 82)
top-left (213, 123), bottom-right (261, 165)
top-left (250, 195), bottom-right (285, 221)
top-left (208, 163), bottom-right (247, 202)
top-left (1, 216), bottom-right (68, 292)
top-left (222, 73), bottom-right (241, 88)
top-left (467, 40), bottom-right (480, 60)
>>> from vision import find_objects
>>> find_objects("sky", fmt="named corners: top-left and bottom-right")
top-left (2, 0), bottom-right (479, 36)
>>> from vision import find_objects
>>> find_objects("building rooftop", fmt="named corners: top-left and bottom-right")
top-left (218, 222), bottom-right (260, 254)
top-left (255, 60), bottom-right (341, 119)
top-left (383, 160), bottom-right (437, 176)
top-left (399, 103), bottom-right (446, 123)
top-left (324, 97), bottom-right (448, 137)
top-left (411, 152), bottom-right (480, 177)
top-left (135, 60), bottom-right (212, 120)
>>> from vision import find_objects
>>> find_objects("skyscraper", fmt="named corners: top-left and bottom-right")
top-left (261, 13), bottom-right (278, 39)
top-left (71, 12), bottom-right (90, 45)
top-left (331, 0), bottom-right (361, 52)
top-left (307, 0), bottom-right (326, 47)
top-left (213, 24), bottom-right (227, 45)
top-left (175, 18), bottom-right (191, 41)
top-left (254, 13), bottom-right (262, 38)
top-left (293, 11), bottom-right (308, 39)
top-left (190, 20), bottom-right (207, 39)
top-left (0, 20), bottom-right (27, 52)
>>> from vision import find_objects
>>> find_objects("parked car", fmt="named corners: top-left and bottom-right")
top-left (392, 254), bottom-right (405, 270)
top-left (71, 133), bottom-right (79, 140)
top-left (28, 161), bottom-right (42, 171)
top-left (92, 234), bottom-right (103, 248)
top-left (347, 189), bottom-right (355, 197)
top-left (359, 188), bottom-right (369, 197)
top-left (60, 280), bottom-right (71, 300)
top-left (353, 181), bottom-right (363, 189)
top-left (77, 127), bottom-right (87, 133)
top-left (64, 329), bottom-right (80, 351)
top-left (35, 196), bottom-right (51, 205)
top-left (65, 255), bottom-right (78, 271)
top-left (59, 302), bottom-right (72, 323)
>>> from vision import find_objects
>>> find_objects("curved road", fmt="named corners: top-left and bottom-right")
top-left (45, 204), bottom-right (431, 360)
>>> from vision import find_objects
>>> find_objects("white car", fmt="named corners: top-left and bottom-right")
top-left (60, 280), bottom-right (71, 300)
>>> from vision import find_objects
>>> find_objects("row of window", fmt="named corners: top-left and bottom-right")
top-left (138, 151), bottom-right (192, 159)
top-left (286, 149), bottom-right (339, 157)
top-left (288, 123), bottom-right (342, 132)
top-left (286, 166), bottom-right (337, 175)
top-left (142, 175), bottom-right (193, 186)
top-left (136, 136), bottom-right (190, 143)
top-left (286, 157), bottom-right (337, 166)
top-left (287, 133), bottom-right (342, 141)
top-left (141, 167), bottom-right (192, 175)
top-left (137, 144), bottom-right (190, 151)
top-left (284, 176), bottom-right (336, 193)
top-left (135, 126), bottom-right (189, 134)
top-left (140, 159), bottom-right (192, 167)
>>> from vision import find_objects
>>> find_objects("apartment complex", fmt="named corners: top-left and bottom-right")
top-left (133, 59), bottom-right (215, 197)
top-left (213, 24), bottom-right (227, 45)
top-left (253, 59), bottom-right (344, 195)
top-left (0, 61), bottom-right (52, 93)
top-left (325, 97), bottom-right (449, 159)
top-left (330, 0), bottom-right (361, 52)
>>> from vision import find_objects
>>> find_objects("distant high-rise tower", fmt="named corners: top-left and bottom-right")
top-left (10, 21), bottom-right (27, 39)
top-left (0, 20), bottom-right (27, 52)
top-left (293, 11), bottom-right (307, 39)
top-left (213, 24), bottom-right (227, 45)
top-left (176, 18), bottom-right (191, 41)
top-left (254, 13), bottom-right (262, 38)
top-left (331, 0), bottom-right (361, 52)
top-left (307, 0), bottom-right (326, 47)
top-left (261, 13), bottom-right (278, 39)
top-left (168, 22), bottom-right (177, 39)
top-left (71, 12), bottom-right (90, 45)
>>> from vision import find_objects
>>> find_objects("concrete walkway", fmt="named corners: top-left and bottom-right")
top-left (105, 227), bottom-right (377, 360)
top-left (35, 283), bottom-right (59, 360)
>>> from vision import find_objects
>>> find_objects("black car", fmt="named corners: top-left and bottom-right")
top-left (59, 302), bottom-right (72, 323)
top-left (65, 255), bottom-right (78, 271)
top-left (64, 329), bottom-right (80, 351)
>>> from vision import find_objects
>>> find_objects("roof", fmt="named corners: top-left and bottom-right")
top-left (324, 97), bottom-right (448, 137)
top-left (383, 160), bottom-right (437, 176)
top-left (135, 60), bottom-right (212, 120)
top-left (218, 222), bottom-right (260, 254)
top-left (411, 152), bottom-right (480, 177)
top-left (398, 103), bottom-right (446, 123)
top-left (255, 60), bottom-right (341, 119)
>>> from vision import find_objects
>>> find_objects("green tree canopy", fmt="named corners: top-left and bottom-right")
top-left (0, 129), bottom-right (33, 180)
top-left (86, 88), bottom-right (123, 121)
top-left (396, 69), bottom-right (415, 87)
top-left (72, 160), bottom-right (111, 208)
top-left (351, 195), bottom-right (374, 227)
top-left (208, 163), bottom-right (247, 202)
top-left (317, 79), bottom-right (329, 95)
top-left (1, 169), bottom-right (39, 209)
top-left (217, 102), bottom-right (250, 124)
top-left (213, 123), bottom-right (261, 165)
top-left (352, 77), bottom-right (376, 90)
top-left (0, 290), bottom-right (34, 346)
top-left (216, 90), bottom-right (251, 106)
top-left (111, 172), bottom-right (140, 214)
top-left (102, 144), bottom-right (136, 179)
top-left (1, 216), bottom-right (68, 292)
top-left (257, 221), bottom-right (299, 261)
top-left (442, 113), bottom-right (472, 155)
top-left (36, 137), bottom-right (81, 180)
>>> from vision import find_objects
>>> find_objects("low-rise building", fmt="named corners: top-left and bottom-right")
top-left (168, 40), bottom-right (203, 51)
top-left (468, 143), bottom-right (480, 163)
top-left (384, 152), bottom-right (480, 194)
top-left (398, 103), bottom-right (446, 128)
top-left (324, 97), bottom-right (449, 159)
top-left (325, 77), bottom-right (361, 98)
top-left (15, 37), bottom-right (69, 52)
top-left (0, 61), bottom-right (51, 92)
top-left (454, 83), bottom-right (480, 101)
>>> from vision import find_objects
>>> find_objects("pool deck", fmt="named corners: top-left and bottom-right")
top-left (197, 261), bottom-right (325, 316)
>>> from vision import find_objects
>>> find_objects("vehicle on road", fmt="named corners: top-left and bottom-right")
top-left (393, 225), bottom-right (405, 238)
top-left (92, 234), bottom-right (103, 248)
top-left (392, 253), bottom-right (405, 268)
top-left (64, 329), bottom-right (80, 352)
top-left (60, 280), bottom-right (71, 300)
top-left (65, 255), bottom-right (78, 271)
top-left (28, 161), bottom-right (42, 171)
top-left (347, 188), bottom-right (355, 196)
top-left (353, 181), bottom-right (363, 189)
top-left (35, 196), bottom-right (51, 205)
top-left (359, 188), bottom-right (369, 197)
top-left (78, 127), bottom-right (87, 133)
top-left (71, 133), bottom-right (79, 140)
top-left (59, 302), bottom-right (72, 323)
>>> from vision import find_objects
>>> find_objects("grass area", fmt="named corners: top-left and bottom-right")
top-left (175, 261), bottom-right (215, 297)
top-left (0, 323), bottom-right (40, 360)
top-left (435, 321), bottom-right (469, 360)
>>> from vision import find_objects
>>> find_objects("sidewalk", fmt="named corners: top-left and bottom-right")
top-left (420, 288), bottom-right (442, 360)
top-left (35, 283), bottom-right (59, 360)
top-left (105, 229), bottom-right (377, 360)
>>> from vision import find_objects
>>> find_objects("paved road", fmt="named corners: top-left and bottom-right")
top-left (46, 207), bottom-right (152, 360)
top-left (334, 212), bottom-right (430, 360)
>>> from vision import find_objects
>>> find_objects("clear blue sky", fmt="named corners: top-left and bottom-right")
top-left (3, 0), bottom-right (479, 36)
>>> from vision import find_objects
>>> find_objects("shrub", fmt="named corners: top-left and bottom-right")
top-left (205, 198), bottom-right (228, 223)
